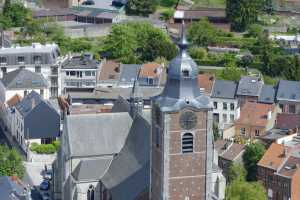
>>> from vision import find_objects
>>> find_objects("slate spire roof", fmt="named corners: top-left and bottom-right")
top-left (155, 22), bottom-right (211, 112)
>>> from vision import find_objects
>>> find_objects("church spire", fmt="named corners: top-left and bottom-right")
top-left (130, 69), bottom-right (143, 118)
top-left (155, 21), bottom-right (211, 112)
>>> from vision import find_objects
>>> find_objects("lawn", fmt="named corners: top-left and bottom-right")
top-left (192, 0), bottom-right (225, 8)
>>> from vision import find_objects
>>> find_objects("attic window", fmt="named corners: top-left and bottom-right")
top-left (182, 70), bottom-right (189, 77)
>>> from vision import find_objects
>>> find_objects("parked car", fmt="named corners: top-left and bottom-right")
top-left (44, 171), bottom-right (52, 180)
top-left (40, 180), bottom-right (50, 190)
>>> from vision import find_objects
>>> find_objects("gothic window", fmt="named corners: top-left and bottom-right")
top-left (182, 133), bottom-right (193, 153)
top-left (87, 185), bottom-right (95, 200)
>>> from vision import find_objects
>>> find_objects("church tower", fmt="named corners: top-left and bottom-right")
top-left (150, 24), bottom-right (214, 200)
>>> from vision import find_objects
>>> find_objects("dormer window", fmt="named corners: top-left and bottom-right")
top-left (182, 70), bottom-right (189, 77)
top-left (17, 56), bottom-right (25, 63)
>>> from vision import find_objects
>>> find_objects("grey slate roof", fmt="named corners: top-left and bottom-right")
top-left (15, 91), bottom-right (60, 139)
top-left (118, 64), bottom-right (142, 85)
top-left (155, 28), bottom-right (212, 112)
top-left (1, 68), bottom-right (48, 90)
top-left (211, 80), bottom-right (237, 99)
top-left (69, 86), bottom-right (163, 101)
top-left (15, 91), bottom-right (43, 116)
top-left (72, 157), bottom-right (113, 181)
top-left (0, 176), bottom-right (28, 200)
top-left (102, 113), bottom-right (150, 200)
top-left (65, 112), bottom-right (133, 157)
top-left (276, 80), bottom-right (300, 102)
top-left (61, 54), bottom-right (100, 69)
top-left (258, 84), bottom-right (275, 104)
top-left (236, 76), bottom-right (263, 97)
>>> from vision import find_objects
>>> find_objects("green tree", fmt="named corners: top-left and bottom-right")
top-left (0, 14), bottom-right (12, 30)
top-left (283, 55), bottom-right (300, 81)
top-left (160, 8), bottom-right (175, 21)
top-left (217, 62), bottom-right (244, 81)
top-left (225, 179), bottom-right (267, 200)
top-left (126, 0), bottom-right (157, 16)
top-left (0, 145), bottom-right (24, 178)
top-left (188, 47), bottom-right (207, 61)
top-left (103, 24), bottom-right (138, 63)
top-left (243, 142), bottom-right (266, 181)
top-left (159, 0), bottom-right (178, 7)
top-left (213, 122), bottom-right (220, 141)
top-left (245, 24), bottom-right (263, 38)
top-left (226, 0), bottom-right (265, 32)
top-left (102, 22), bottom-right (177, 63)
top-left (3, 1), bottom-right (31, 27)
top-left (188, 19), bottom-right (218, 46)
top-left (227, 163), bottom-right (247, 183)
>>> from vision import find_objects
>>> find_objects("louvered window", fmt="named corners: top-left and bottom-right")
top-left (182, 133), bottom-right (193, 153)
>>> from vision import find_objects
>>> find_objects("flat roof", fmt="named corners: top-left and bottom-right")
top-left (76, 0), bottom-right (123, 12)
top-left (0, 43), bottom-right (59, 55)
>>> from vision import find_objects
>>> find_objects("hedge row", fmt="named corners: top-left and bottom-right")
top-left (30, 141), bottom-right (60, 154)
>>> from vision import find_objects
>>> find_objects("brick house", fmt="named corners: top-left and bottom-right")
top-left (235, 101), bottom-right (279, 139)
top-left (214, 140), bottom-right (245, 180)
top-left (257, 143), bottom-right (300, 200)
top-left (276, 80), bottom-right (300, 114)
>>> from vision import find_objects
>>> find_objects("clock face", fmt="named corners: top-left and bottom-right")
top-left (179, 111), bottom-right (197, 130)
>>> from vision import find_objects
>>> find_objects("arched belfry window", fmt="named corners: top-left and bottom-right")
top-left (87, 185), bottom-right (95, 200)
top-left (182, 70), bottom-right (189, 77)
top-left (182, 133), bottom-right (194, 153)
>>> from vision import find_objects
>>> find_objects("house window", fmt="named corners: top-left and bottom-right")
top-left (182, 133), bottom-right (193, 153)
top-left (267, 175), bottom-right (273, 186)
top-left (223, 114), bottom-right (227, 123)
top-left (33, 55), bottom-right (42, 63)
top-left (70, 71), bottom-right (76, 76)
top-left (230, 114), bottom-right (234, 122)
top-left (213, 102), bottom-right (218, 109)
top-left (0, 57), bottom-right (7, 64)
top-left (289, 104), bottom-right (296, 114)
top-left (85, 71), bottom-right (92, 76)
top-left (148, 78), bottom-right (154, 85)
top-left (87, 185), bottom-right (95, 200)
top-left (255, 129), bottom-right (260, 137)
top-left (223, 103), bottom-right (227, 110)
top-left (17, 56), bottom-right (25, 63)
top-left (240, 128), bottom-right (246, 135)
top-left (66, 71), bottom-right (70, 76)
top-left (91, 71), bottom-right (96, 76)
top-left (24, 90), bottom-right (28, 96)
top-left (230, 103), bottom-right (235, 110)
top-left (41, 138), bottom-right (52, 144)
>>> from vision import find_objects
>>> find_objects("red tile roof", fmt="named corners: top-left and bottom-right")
top-left (140, 62), bottom-right (161, 78)
top-left (235, 101), bottom-right (274, 127)
top-left (99, 60), bottom-right (120, 81)
top-left (214, 140), bottom-right (245, 161)
top-left (258, 143), bottom-right (290, 170)
top-left (197, 74), bottom-right (214, 95)
top-left (276, 113), bottom-right (300, 130)
top-left (6, 94), bottom-right (22, 107)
